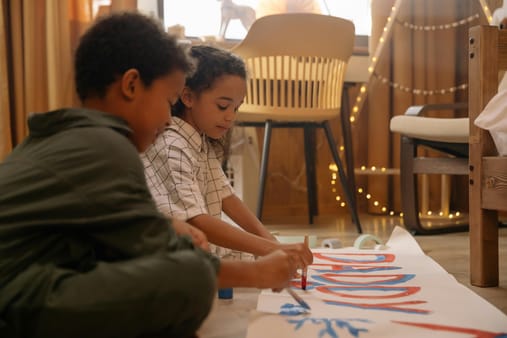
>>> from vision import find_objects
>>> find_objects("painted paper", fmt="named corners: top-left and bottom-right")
top-left (247, 226), bottom-right (507, 338)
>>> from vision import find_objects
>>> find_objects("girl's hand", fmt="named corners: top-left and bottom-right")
top-left (275, 242), bottom-right (313, 270)
top-left (253, 249), bottom-right (298, 290)
top-left (171, 218), bottom-right (210, 251)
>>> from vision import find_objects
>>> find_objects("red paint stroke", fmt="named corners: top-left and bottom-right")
top-left (325, 299), bottom-right (430, 314)
top-left (290, 280), bottom-right (303, 288)
top-left (317, 285), bottom-right (421, 299)
top-left (315, 273), bottom-right (411, 285)
top-left (310, 263), bottom-right (400, 272)
top-left (393, 321), bottom-right (506, 338)
top-left (314, 253), bottom-right (395, 264)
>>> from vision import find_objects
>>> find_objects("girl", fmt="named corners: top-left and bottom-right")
top-left (143, 45), bottom-right (311, 263)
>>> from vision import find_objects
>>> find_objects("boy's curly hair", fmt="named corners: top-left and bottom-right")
top-left (74, 11), bottom-right (194, 102)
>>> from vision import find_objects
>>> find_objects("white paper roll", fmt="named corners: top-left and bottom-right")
top-left (321, 238), bottom-right (342, 249)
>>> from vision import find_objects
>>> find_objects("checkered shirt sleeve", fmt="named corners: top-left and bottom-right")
top-left (142, 117), bottom-right (234, 221)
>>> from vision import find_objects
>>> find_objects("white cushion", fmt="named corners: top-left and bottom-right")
top-left (390, 116), bottom-right (469, 143)
top-left (474, 89), bottom-right (507, 155)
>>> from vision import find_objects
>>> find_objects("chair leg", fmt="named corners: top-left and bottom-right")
top-left (323, 121), bottom-right (362, 233)
top-left (303, 126), bottom-right (318, 224)
top-left (256, 120), bottom-right (273, 220)
top-left (400, 136), bottom-right (468, 235)
top-left (400, 136), bottom-right (423, 234)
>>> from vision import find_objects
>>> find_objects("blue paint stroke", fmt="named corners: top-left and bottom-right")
top-left (280, 303), bottom-right (309, 315)
top-left (317, 254), bottom-right (390, 263)
top-left (280, 304), bottom-right (371, 338)
top-left (286, 316), bottom-right (371, 338)
top-left (312, 274), bottom-right (415, 285)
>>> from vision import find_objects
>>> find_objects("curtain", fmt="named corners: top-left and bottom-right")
top-left (365, 0), bottom-right (497, 215)
top-left (0, 0), bottom-right (90, 160)
top-left (0, 0), bottom-right (138, 161)
top-left (0, 0), bottom-right (11, 159)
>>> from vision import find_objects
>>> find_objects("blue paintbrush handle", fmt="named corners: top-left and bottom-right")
top-left (286, 288), bottom-right (311, 311)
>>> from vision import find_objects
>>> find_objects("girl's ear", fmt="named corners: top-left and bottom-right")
top-left (120, 69), bottom-right (141, 100)
top-left (179, 87), bottom-right (193, 108)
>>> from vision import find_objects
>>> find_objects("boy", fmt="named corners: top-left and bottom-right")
top-left (0, 12), bottom-right (303, 338)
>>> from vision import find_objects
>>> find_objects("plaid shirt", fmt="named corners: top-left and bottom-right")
top-left (142, 117), bottom-right (234, 222)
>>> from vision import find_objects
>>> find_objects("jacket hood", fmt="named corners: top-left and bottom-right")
top-left (27, 108), bottom-right (132, 137)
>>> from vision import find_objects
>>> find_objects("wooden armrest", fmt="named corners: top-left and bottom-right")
top-left (405, 102), bottom-right (468, 116)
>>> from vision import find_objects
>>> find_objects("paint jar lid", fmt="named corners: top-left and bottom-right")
top-left (218, 288), bottom-right (233, 299)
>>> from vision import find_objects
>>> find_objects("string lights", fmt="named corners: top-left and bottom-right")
top-left (349, 0), bottom-right (491, 124)
top-left (478, 0), bottom-right (494, 23)
top-left (328, 163), bottom-right (464, 218)
top-left (394, 14), bottom-right (479, 31)
top-left (349, 0), bottom-right (400, 123)
top-left (326, 0), bottom-right (494, 217)
top-left (372, 71), bottom-right (468, 95)
top-left (329, 164), bottom-right (394, 214)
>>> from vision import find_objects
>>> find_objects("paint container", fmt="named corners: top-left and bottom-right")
top-left (218, 288), bottom-right (233, 300)
top-left (217, 250), bottom-right (243, 300)
top-left (353, 234), bottom-right (384, 249)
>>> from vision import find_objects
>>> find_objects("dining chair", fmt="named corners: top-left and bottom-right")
top-left (232, 13), bottom-right (362, 233)
top-left (389, 103), bottom-right (469, 234)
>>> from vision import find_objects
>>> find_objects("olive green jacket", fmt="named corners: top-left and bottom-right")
top-left (0, 108), bottom-right (219, 316)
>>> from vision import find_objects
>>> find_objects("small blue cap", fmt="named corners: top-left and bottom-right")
top-left (218, 288), bottom-right (233, 299)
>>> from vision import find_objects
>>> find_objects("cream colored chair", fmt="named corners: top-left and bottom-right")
top-left (232, 13), bottom-right (362, 232)
top-left (390, 103), bottom-right (469, 234)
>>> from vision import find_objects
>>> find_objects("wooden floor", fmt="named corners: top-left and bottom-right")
top-left (198, 213), bottom-right (507, 338)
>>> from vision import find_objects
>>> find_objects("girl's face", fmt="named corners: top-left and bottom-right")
top-left (183, 74), bottom-right (246, 139)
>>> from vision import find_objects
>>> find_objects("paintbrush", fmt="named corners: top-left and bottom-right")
top-left (301, 235), bottom-right (309, 290)
top-left (285, 287), bottom-right (311, 311)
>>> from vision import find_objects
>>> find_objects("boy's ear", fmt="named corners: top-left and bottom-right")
top-left (120, 69), bottom-right (140, 100)
top-left (179, 87), bottom-right (193, 108)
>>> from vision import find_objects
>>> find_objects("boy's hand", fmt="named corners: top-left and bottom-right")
top-left (171, 219), bottom-right (209, 251)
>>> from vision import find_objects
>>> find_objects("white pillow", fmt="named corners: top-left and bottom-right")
top-left (474, 89), bottom-right (507, 156)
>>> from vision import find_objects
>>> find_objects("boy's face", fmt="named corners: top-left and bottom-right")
top-left (184, 74), bottom-right (246, 139)
top-left (130, 71), bottom-right (186, 152)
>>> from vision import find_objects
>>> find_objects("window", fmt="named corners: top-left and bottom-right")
top-left (162, 0), bottom-right (371, 41)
